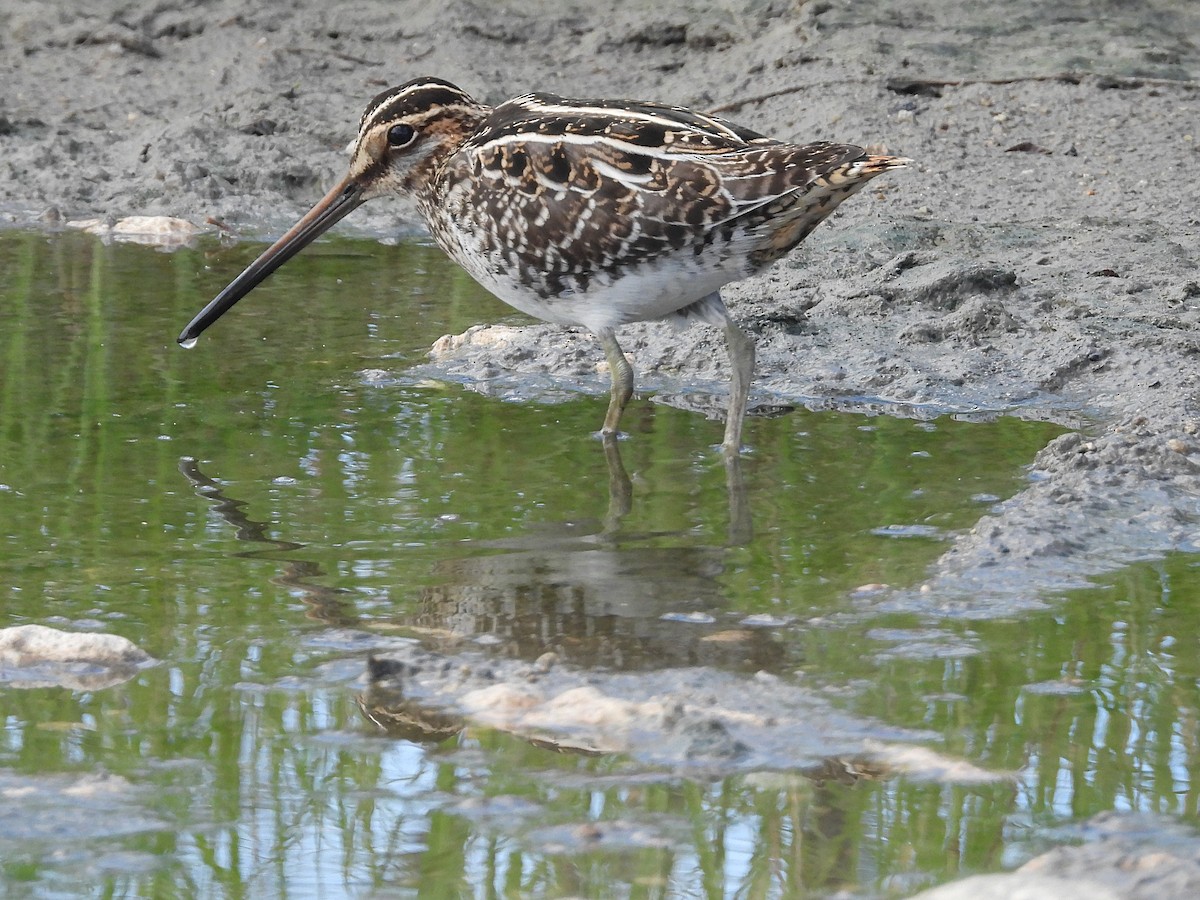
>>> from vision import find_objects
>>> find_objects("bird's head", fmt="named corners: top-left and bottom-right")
top-left (347, 77), bottom-right (486, 200)
top-left (177, 77), bottom-right (486, 346)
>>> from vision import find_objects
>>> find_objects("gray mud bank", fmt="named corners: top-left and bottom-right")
top-left (4, 0), bottom-right (1200, 891)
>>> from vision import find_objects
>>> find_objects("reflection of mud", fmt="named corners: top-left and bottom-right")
top-left (0, 771), bottom-right (168, 843)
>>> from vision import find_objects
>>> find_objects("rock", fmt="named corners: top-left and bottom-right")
top-left (914, 814), bottom-right (1200, 900)
top-left (0, 624), bottom-right (158, 690)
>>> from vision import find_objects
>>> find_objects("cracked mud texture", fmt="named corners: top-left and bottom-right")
top-left (3, 1), bottom-right (1200, 892)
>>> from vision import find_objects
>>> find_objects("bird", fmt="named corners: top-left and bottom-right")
top-left (178, 77), bottom-right (906, 453)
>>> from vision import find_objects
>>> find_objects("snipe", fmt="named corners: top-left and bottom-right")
top-left (179, 77), bottom-right (906, 453)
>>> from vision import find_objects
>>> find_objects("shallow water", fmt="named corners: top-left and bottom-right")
top-left (1, 230), bottom-right (1197, 897)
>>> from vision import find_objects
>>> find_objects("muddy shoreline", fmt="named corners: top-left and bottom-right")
top-left (4, 0), bottom-right (1200, 892)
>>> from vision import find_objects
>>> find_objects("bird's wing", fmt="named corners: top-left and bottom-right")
top-left (451, 93), bottom-right (866, 277)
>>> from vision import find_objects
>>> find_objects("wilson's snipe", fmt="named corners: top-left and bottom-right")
top-left (179, 77), bottom-right (906, 452)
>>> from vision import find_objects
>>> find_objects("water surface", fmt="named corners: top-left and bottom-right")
top-left (2, 231), bottom-right (1197, 896)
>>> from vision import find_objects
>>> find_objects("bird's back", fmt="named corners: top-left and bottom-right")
top-left (420, 92), bottom-right (902, 329)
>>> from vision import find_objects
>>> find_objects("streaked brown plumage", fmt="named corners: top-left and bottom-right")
top-left (179, 77), bottom-right (907, 453)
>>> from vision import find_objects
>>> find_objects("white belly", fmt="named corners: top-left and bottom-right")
top-left (440, 230), bottom-right (754, 333)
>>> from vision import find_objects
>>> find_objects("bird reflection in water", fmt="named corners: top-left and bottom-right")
top-left (177, 443), bottom-right (766, 742)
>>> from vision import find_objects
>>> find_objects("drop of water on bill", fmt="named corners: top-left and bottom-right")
top-left (180, 337), bottom-right (198, 349)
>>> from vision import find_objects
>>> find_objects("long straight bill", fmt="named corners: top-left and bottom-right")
top-left (177, 177), bottom-right (365, 346)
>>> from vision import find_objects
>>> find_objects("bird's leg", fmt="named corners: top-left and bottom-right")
top-left (722, 319), bottom-right (756, 454)
top-left (596, 328), bottom-right (635, 437)
top-left (601, 434), bottom-right (633, 531)
top-left (724, 451), bottom-right (753, 546)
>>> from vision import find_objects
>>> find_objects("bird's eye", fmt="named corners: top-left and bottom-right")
top-left (387, 123), bottom-right (416, 148)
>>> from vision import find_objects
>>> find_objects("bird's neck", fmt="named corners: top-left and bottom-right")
top-left (406, 103), bottom-right (493, 197)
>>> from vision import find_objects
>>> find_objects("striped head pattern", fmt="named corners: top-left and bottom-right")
top-left (347, 77), bottom-right (490, 199)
